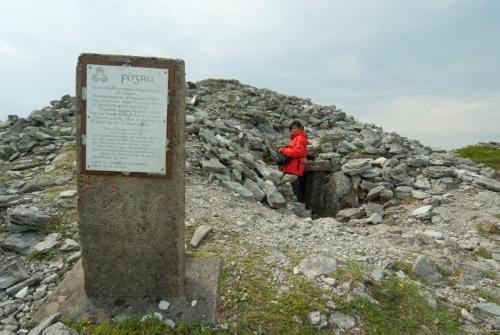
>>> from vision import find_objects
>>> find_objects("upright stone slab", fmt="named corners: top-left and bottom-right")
top-left (76, 54), bottom-right (186, 297)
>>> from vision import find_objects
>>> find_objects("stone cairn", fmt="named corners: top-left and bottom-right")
top-left (0, 79), bottom-right (499, 333)
top-left (184, 79), bottom-right (499, 223)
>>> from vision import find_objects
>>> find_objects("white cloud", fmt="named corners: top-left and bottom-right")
top-left (0, 0), bottom-right (498, 148)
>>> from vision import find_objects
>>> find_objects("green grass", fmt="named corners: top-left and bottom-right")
top-left (456, 145), bottom-right (500, 171)
top-left (339, 276), bottom-right (463, 335)
top-left (64, 318), bottom-right (226, 335)
top-left (25, 251), bottom-right (56, 262)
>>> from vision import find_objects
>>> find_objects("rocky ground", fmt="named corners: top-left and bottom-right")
top-left (0, 80), bottom-right (499, 334)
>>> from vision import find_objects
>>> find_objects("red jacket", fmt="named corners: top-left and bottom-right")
top-left (279, 131), bottom-right (308, 176)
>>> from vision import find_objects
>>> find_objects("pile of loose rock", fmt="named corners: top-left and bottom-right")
top-left (0, 96), bottom-right (80, 333)
top-left (0, 79), bottom-right (499, 333)
top-left (185, 79), bottom-right (499, 222)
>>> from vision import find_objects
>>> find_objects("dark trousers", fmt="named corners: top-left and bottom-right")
top-left (291, 176), bottom-right (304, 202)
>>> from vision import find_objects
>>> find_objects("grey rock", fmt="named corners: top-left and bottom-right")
top-left (420, 290), bottom-right (437, 309)
top-left (0, 261), bottom-right (28, 289)
top-left (380, 188), bottom-right (394, 200)
top-left (260, 180), bottom-right (286, 209)
top-left (363, 203), bottom-right (384, 217)
top-left (414, 178), bottom-right (431, 190)
top-left (0, 195), bottom-right (23, 208)
top-left (221, 181), bottom-right (254, 201)
top-left (66, 251), bottom-right (81, 264)
top-left (200, 158), bottom-right (227, 174)
top-left (0, 330), bottom-right (15, 335)
top-left (2, 301), bottom-right (19, 316)
top-left (308, 311), bottom-right (322, 325)
top-left (0, 233), bottom-right (43, 254)
top-left (198, 128), bottom-right (218, 146)
top-left (296, 255), bottom-right (337, 279)
top-left (474, 177), bottom-right (500, 192)
top-left (339, 140), bottom-right (357, 153)
top-left (5, 272), bottom-right (43, 296)
top-left (364, 146), bottom-right (386, 155)
top-left (423, 166), bottom-right (454, 179)
top-left (27, 313), bottom-right (60, 335)
top-left (364, 213), bottom-right (383, 225)
top-left (412, 256), bottom-right (442, 284)
top-left (361, 167), bottom-right (382, 179)
top-left (395, 186), bottom-right (413, 198)
top-left (411, 205), bottom-right (433, 220)
top-left (59, 239), bottom-right (80, 252)
top-left (360, 127), bottom-right (381, 146)
top-left (411, 189), bottom-right (431, 200)
top-left (242, 179), bottom-right (266, 201)
top-left (329, 311), bottom-right (356, 330)
top-left (370, 268), bottom-right (385, 281)
top-left (41, 273), bottom-right (59, 285)
top-left (190, 225), bottom-right (213, 247)
top-left (341, 159), bottom-right (371, 175)
top-left (407, 155), bottom-right (430, 167)
top-left (7, 206), bottom-right (51, 233)
top-left (41, 322), bottom-right (78, 335)
top-left (255, 162), bottom-right (283, 185)
top-left (286, 202), bottom-right (311, 218)
top-left (230, 160), bottom-right (258, 181)
top-left (471, 303), bottom-right (500, 330)
top-left (16, 139), bottom-right (37, 153)
top-left (20, 176), bottom-right (72, 193)
top-left (371, 157), bottom-right (387, 167)
top-left (14, 286), bottom-right (28, 299)
top-left (336, 207), bottom-right (365, 222)
top-left (366, 185), bottom-right (386, 201)
top-left (27, 130), bottom-right (56, 141)
top-left (33, 233), bottom-right (60, 253)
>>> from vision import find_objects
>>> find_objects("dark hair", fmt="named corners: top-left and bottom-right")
top-left (289, 120), bottom-right (303, 131)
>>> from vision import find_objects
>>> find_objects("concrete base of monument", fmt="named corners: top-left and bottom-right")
top-left (30, 257), bottom-right (222, 326)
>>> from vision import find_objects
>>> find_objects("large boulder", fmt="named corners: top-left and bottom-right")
top-left (314, 172), bottom-right (358, 217)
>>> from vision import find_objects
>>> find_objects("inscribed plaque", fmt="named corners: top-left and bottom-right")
top-left (85, 64), bottom-right (168, 174)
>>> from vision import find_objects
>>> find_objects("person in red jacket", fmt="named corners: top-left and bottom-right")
top-left (279, 120), bottom-right (308, 202)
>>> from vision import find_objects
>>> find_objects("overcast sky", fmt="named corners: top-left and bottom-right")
top-left (1, 0), bottom-right (499, 148)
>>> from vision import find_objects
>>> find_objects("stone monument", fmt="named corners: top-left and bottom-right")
top-left (32, 54), bottom-right (220, 325)
top-left (76, 53), bottom-right (186, 297)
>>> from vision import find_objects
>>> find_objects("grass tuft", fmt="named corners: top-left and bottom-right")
top-left (339, 276), bottom-right (463, 335)
top-left (25, 251), bottom-right (56, 262)
top-left (456, 145), bottom-right (500, 171)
